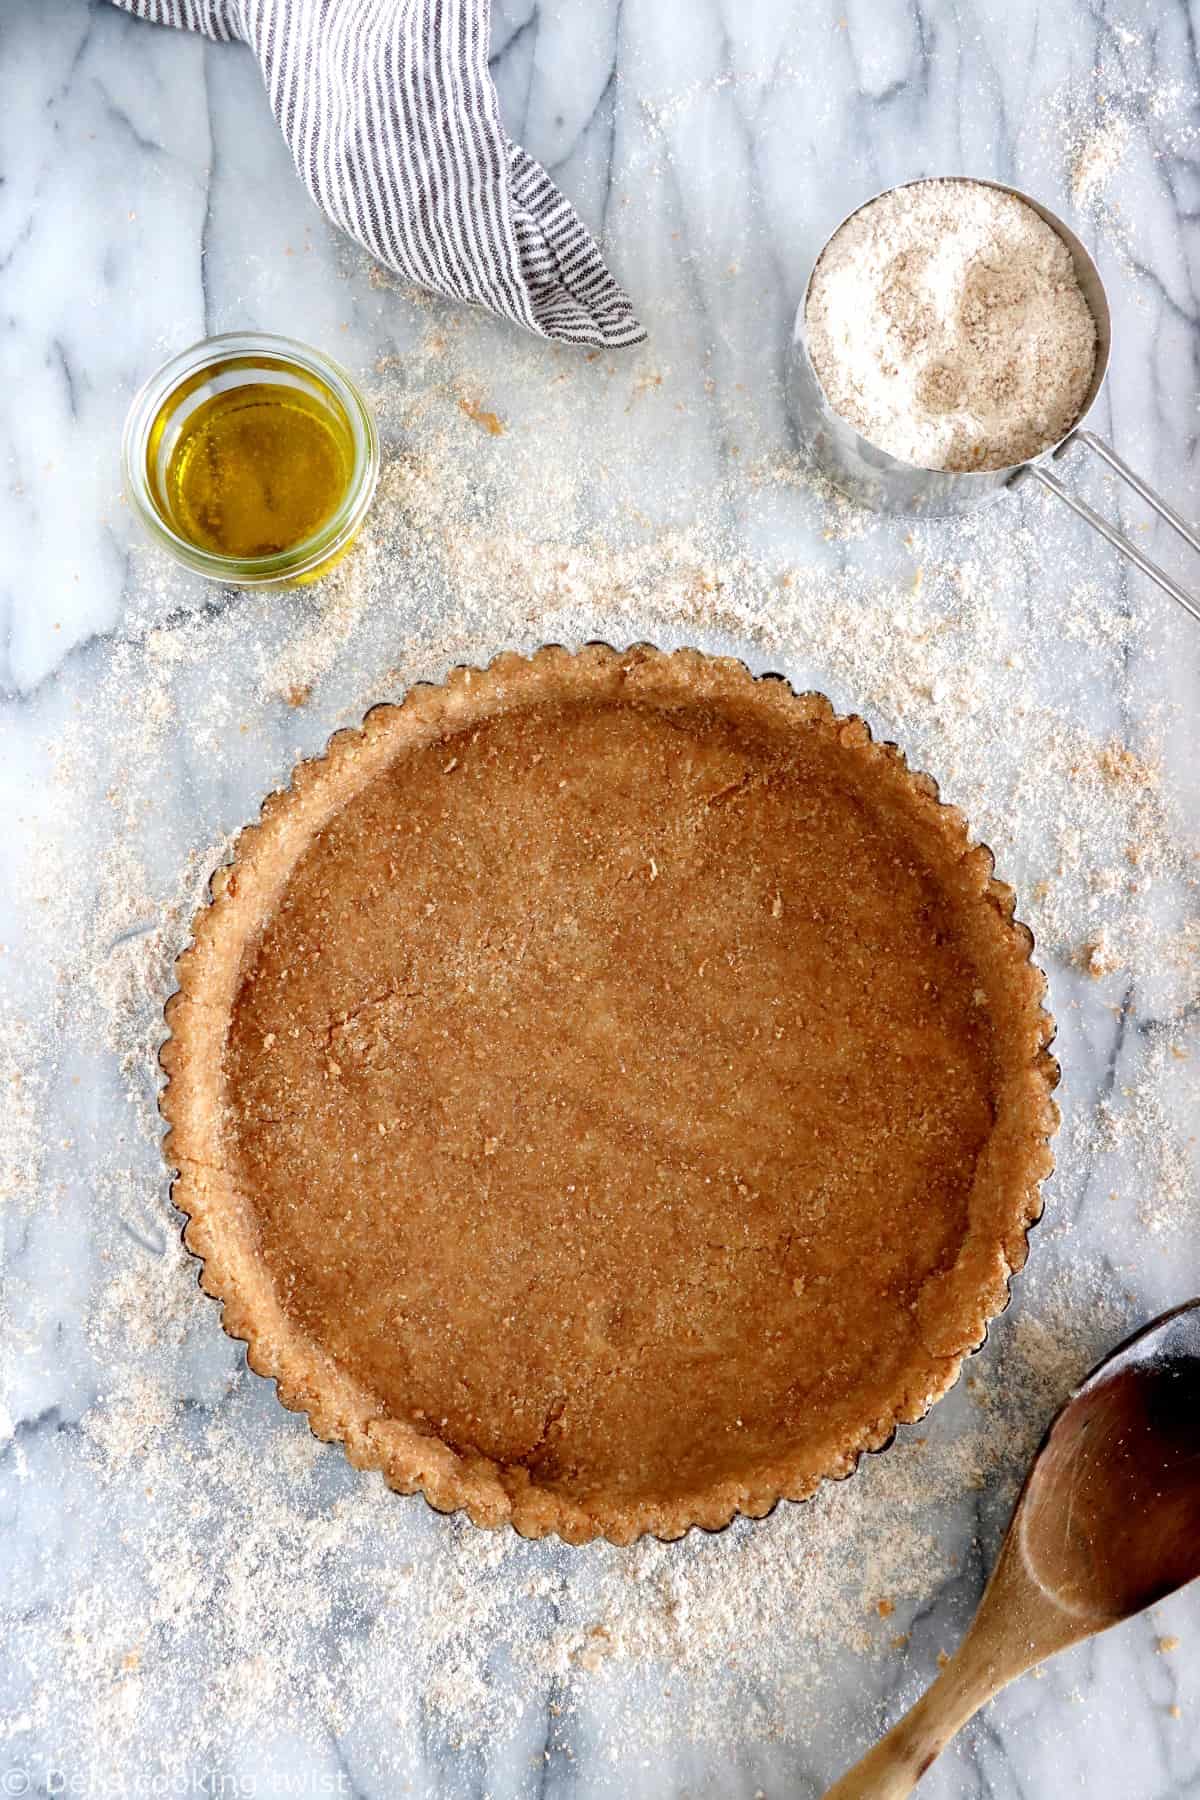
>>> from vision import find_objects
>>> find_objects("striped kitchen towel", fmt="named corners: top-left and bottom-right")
top-left (111, 0), bottom-right (645, 348)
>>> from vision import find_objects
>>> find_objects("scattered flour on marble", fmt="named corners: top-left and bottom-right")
top-left (1070, 113), bottom-right (1133, 208)
top-left (1091, 1028), bottom-right (1198, 1239)
top-left (1043, 45), bottom-right (1198, 270)
top-left (0, 1014), bottom-right (47, 1211)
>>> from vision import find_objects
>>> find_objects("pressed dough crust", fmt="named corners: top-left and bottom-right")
top-left (161, 646), bottom-right (1059, 1544)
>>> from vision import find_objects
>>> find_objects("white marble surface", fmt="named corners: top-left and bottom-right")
top-left (2, 1), bottom-right (1200, 1795)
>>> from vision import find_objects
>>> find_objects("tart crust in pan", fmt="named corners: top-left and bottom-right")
top-left (161, 645), bottom-right (1059, 1545)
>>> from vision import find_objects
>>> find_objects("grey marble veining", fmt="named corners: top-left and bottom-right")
top-left (2, 1), bottom-right (1200, 1796)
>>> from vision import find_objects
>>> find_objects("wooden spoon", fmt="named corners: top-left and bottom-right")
top-left (825, 1300), bottom-right (1200, 1799)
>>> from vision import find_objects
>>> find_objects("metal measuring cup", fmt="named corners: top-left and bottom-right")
top-left (790, 177), bottom-right (1200, 625)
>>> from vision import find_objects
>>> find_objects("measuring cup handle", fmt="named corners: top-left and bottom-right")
top-left (1025, 430), bottom-right (1200, 626)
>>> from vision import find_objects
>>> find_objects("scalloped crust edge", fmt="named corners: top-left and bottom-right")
top-left (159, 643), bottom-right (1061, 1548)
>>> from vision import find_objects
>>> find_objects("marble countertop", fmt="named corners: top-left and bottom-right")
top-left (3, 1), bottom-right (1199, 1795)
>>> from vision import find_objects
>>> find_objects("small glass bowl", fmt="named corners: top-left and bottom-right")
top-left (121, 330), bottom-right (380, 586)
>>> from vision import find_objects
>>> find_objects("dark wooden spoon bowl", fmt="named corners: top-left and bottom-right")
top-left (826, 1300), bottom-right (1200, 1799)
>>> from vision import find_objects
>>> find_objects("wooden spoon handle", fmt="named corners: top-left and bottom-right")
top-left (823, 1655), bottom-right (994, 1799)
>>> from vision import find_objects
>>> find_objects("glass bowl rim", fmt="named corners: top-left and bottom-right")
top-left (120, 330), bottom-right (380, 584)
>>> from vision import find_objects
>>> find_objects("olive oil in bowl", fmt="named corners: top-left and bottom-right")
top-left (123, 333), bottom-right (379, 585)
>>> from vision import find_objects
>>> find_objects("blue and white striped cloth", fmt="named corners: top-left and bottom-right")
top-left (111, 0), bottom-right (645, 349)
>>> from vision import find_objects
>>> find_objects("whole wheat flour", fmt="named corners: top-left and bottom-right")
top-left (805, 180), bottom-right (1097, 473)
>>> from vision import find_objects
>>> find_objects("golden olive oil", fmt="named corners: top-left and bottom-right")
top-left (158, 379), bottom-right (353, 560)
top-left (126, 335), bottom-right (379, 587)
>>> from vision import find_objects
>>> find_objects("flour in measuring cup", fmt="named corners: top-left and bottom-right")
top-left (805, 180), bottom-right (1097, 474)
